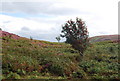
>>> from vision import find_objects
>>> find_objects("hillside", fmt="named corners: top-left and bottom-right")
top-left (1, 30), bottom-right (119, 80)
top-left (89, 35), bottom-right (120, 43)
top-left (0, 30), bottom-right (21, 39)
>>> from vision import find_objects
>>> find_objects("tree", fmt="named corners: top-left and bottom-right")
top-left (56, 36), bottom-right (61, 42)
top-left (30, 36), bottom-right (33, 40)
top-left (60, 17), bottom-right (89, 57)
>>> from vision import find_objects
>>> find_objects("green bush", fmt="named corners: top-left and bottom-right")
top-left (72, 69), bottom-right (86, 78)
top-left (48, 64), bottom-right (64, 76)
top-left (6, 72), bottom-right (20, 79)
top-left (17, 69), bottom-right (26, 75)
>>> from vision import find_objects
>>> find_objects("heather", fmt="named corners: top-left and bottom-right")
top-left (1, 34), bottom-right (119, 79)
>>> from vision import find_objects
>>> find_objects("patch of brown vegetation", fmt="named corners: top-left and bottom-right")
top-left (0, 30), bottom-right (21, 39)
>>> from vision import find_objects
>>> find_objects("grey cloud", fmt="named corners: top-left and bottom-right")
top-left (1, 2), bottom-right (46, 14)
top-left (21, 27), bottom-right (30, 31)
top-left (17, 28), bottom-right (65, 42)
top-left (1, 2), bottom-right (89, 16)
top-left (3, 21), bottom-right (11, 23)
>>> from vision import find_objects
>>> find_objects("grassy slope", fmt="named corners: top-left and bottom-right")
top-left (1, 34), bottom-right (119, 79)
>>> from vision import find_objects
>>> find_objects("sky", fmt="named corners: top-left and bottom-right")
top-left (0, 0), bottom-right (119, 42)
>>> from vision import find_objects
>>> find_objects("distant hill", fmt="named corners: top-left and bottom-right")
top-left (0, 30), bottom-right (120, 43)
top-left (89, 35), bottom-right (120, 43)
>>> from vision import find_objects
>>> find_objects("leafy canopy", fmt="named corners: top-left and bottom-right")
top-left (60, 17), bottom-right (89, 56)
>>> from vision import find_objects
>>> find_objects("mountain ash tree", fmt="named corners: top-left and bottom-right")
top-left (60, 18), bottom-right (89, 57)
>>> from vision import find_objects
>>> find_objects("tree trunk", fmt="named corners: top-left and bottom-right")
top-left (79, 51), bottom-right (84, 61)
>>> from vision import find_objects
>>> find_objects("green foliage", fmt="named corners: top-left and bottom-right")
top-left (2, 36), bottom-right (119, 79)
top-left (6, 72), bottom-right (20, 79)
top-left (60, 18), bottom-right (89, 56)
top-left (48, 64), bottom-right (64, 76)
top-left (79, 41), bottom-right (119, 79)
top-left (56, 36), bottom-right (61, 42)
top-left (17, 69), bottom-right (26, 75)
top-left (72, 69), bottom-right (87, 78)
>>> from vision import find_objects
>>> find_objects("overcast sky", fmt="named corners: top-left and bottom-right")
top-left (0, 0), bottom-right (119, 42)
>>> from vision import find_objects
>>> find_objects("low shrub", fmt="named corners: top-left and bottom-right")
top-left (6, 72), bottom-right (20, 79)
top-left (48, 64), bottom-right (64, 76)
